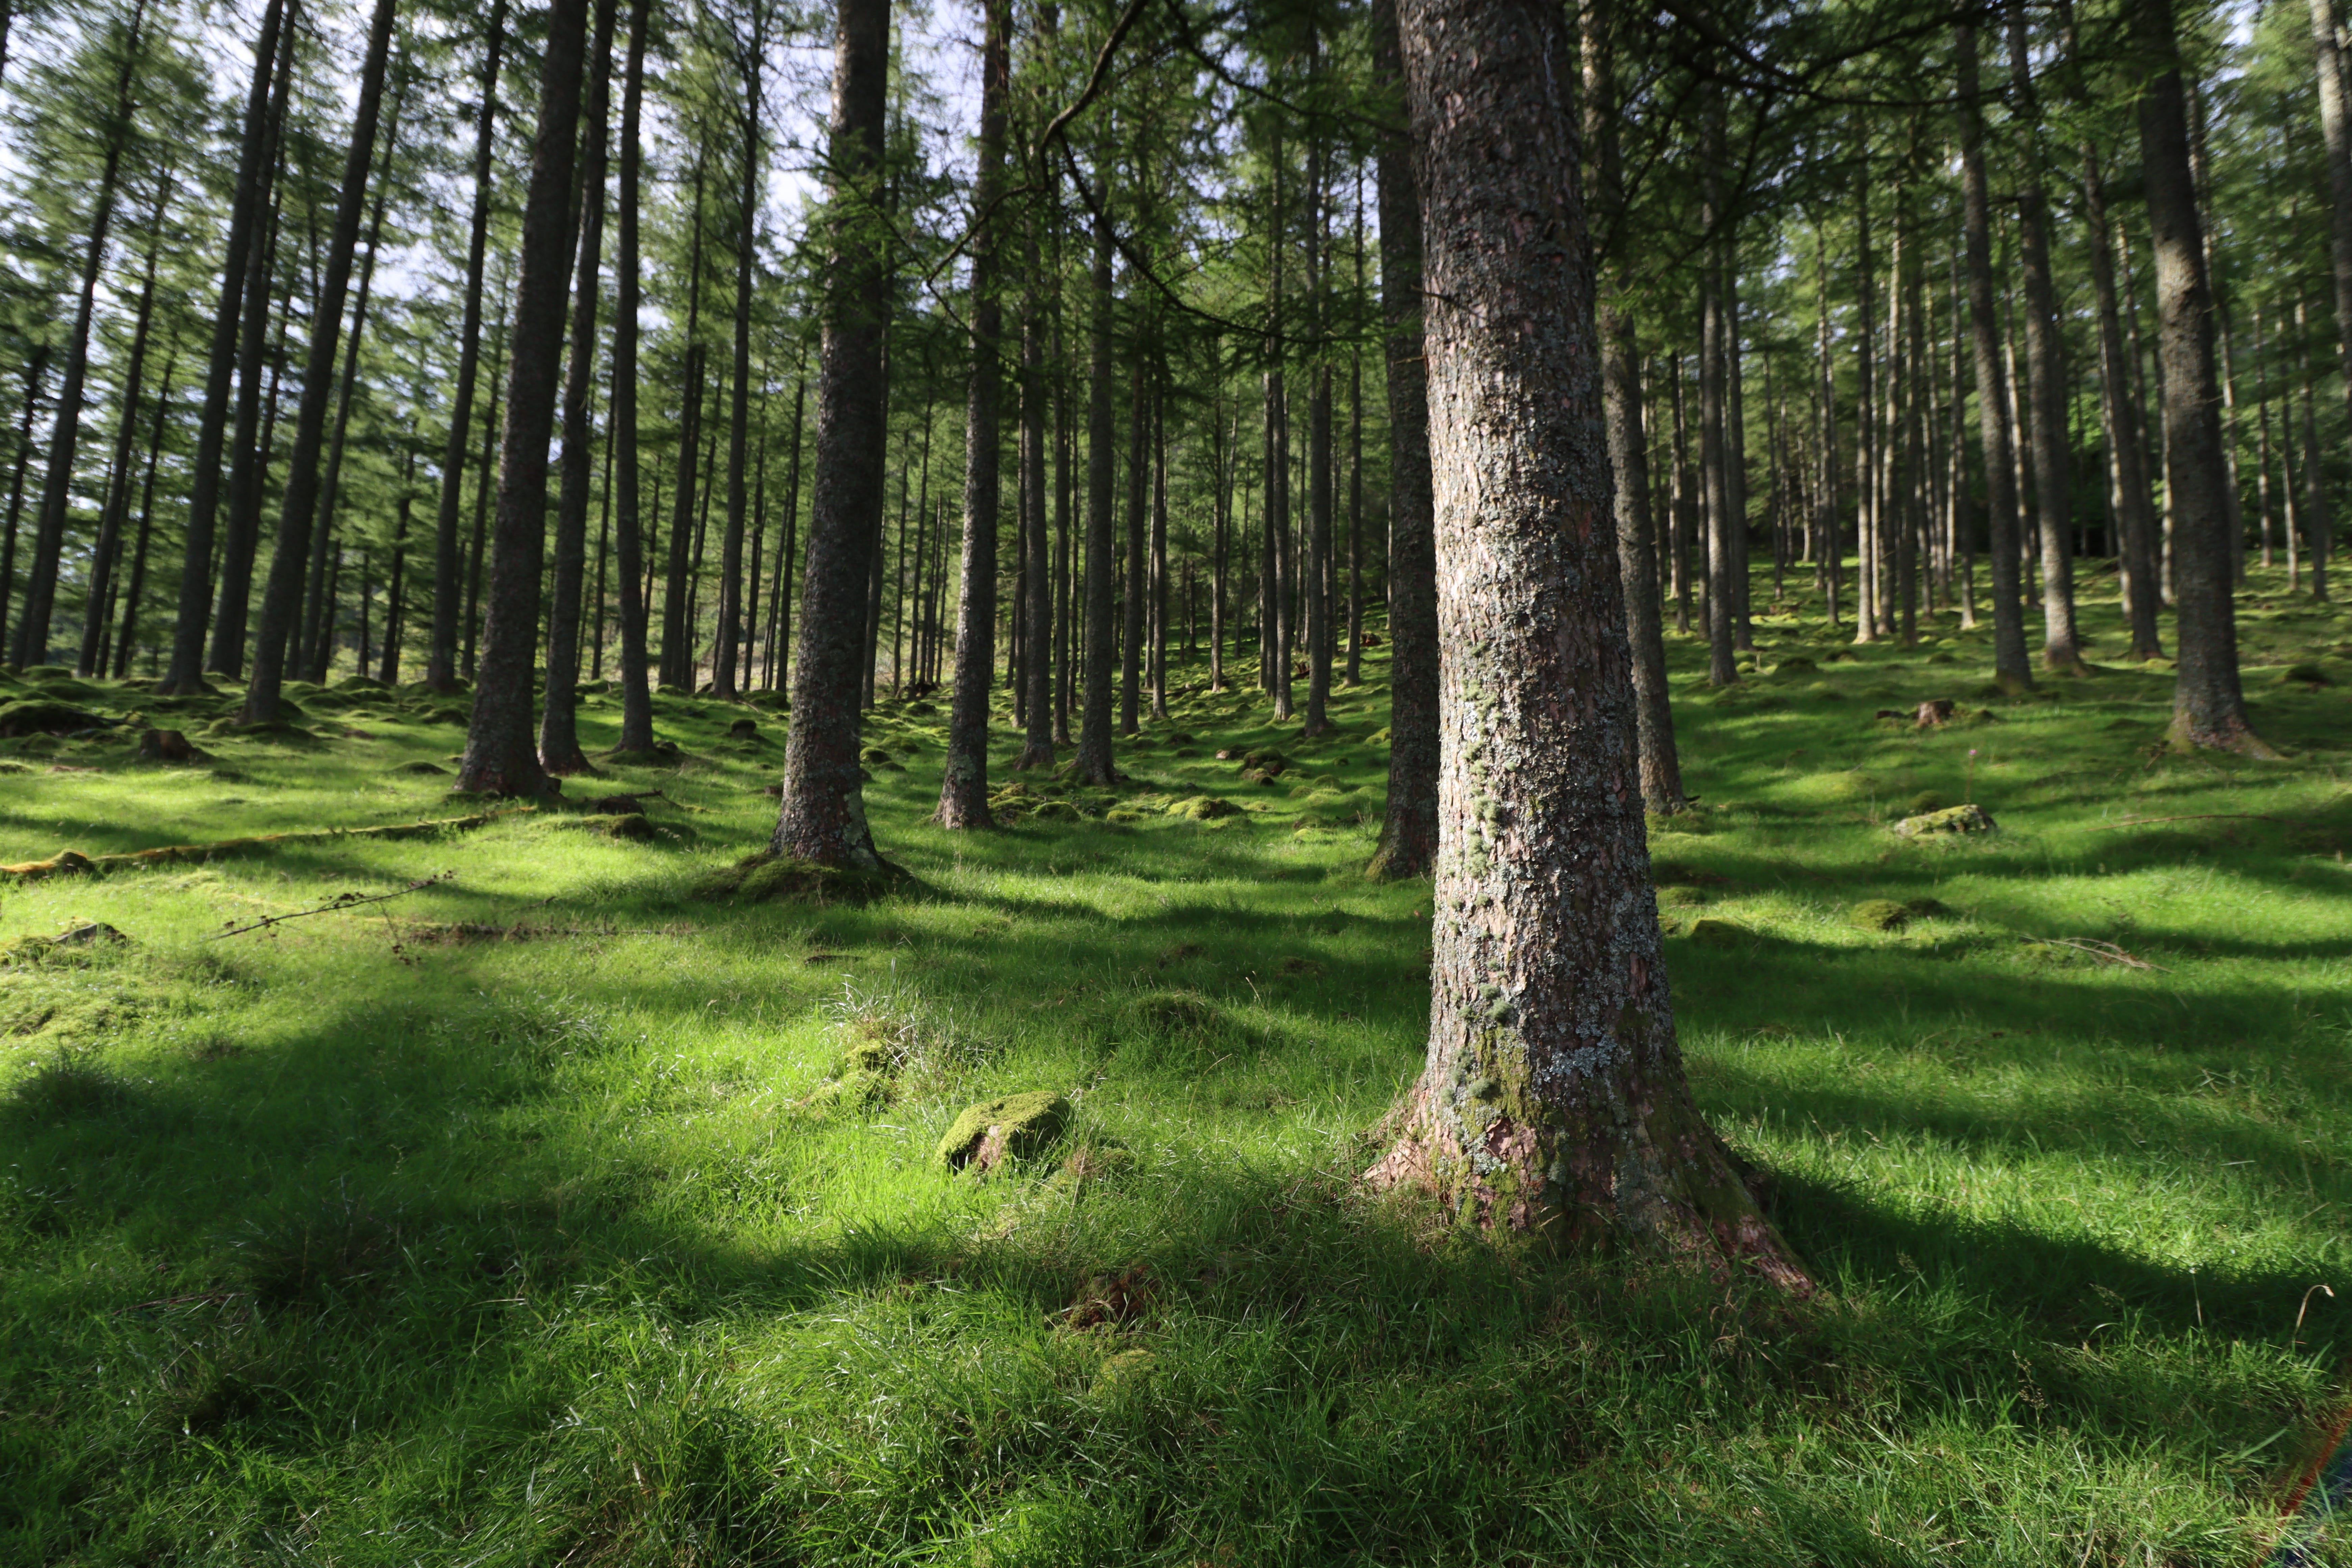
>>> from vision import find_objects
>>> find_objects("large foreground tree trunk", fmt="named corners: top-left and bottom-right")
top-left (937, 0), bottom-right (1008, 828)
top-left (537, 0), bottom-right (615, 773)
top-left (428, 0), bottom-right (506, 692)
top-left (1363, 0), bottom-right (1807, 1288)
top-left (1364, 0), bottom-right (1436, 881)
top-left (2135, 0), bottom-right (2270, 754)
top-left (771, 0), bottom-right (890, 868)
top-left (456, 0), bottom-right (590, 795)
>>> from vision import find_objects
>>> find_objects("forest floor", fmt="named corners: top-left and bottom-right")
top-left (1, 564), bottom-right (2350, 1566)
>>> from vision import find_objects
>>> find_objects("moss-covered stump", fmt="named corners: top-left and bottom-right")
top-left (1166, 795), bottom-right (1241, 821)
top-left (1851, 899), bottom-right (1910, 932)
top-left (690, 850), bottom-right (896, 905)
top-left (933, 1090), bottom-right (1070, 1172)
top-left (135, 729), bottom-right (204, 763)
top-left (1891, 803), bottom-right (1998, 837)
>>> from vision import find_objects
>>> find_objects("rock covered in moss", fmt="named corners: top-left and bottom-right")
top-left (1166, 794), bottom-right (1241, 820)
top-left (933, 1090), bottom-right (1069, 1170)
top-left (1891, 803), bottom-right (1997, 837)
top-left (1850, 898), bottom-right (1910, 932)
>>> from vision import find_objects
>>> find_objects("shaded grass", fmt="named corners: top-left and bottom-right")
top-left (0, 567), bottom-right (2348, 1563)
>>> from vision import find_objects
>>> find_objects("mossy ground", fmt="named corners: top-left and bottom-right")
top-left (1, 564), bottom-right (2349, 1564)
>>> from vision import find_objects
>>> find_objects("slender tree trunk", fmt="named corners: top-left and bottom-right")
top-left (1958, 24), bottom-right (2035, 692)
top-left (1584, 0), bottom-right (1684, 812)
top-left (1303, 129), bottom-right (1333, 734)
top-left (2083, 144), bottom-right (2163, 658)
top-left (1814, 227), bottom-right (1841, 630)
top-left (1852, 131), bottom-right (1878, 646)
top-left (1347, 175), bottom-right (1365, 686)
top-left (1366, 0), bottom-right (1437, 880)
top-left (112, 352), bottom-right (174, 677)
top-left (1071, 201), bottom-right (1121, 786)
top-left (1120, 353), bottom-right (1147, 734)
top-left (303, 65), bottom-right (410, 682)
top-left (608, 0), bottom-right (655, 751)
top-left (1151, 381), bottom-right (1169, 717)
top-left (1699, 104), bottom-right (1738, 687)
top-left (376, 452), bottom-right (413, 681)
top-left (937, 0), bottom-right (1009, 819)
top-left (426, 0), bottom-right (506, 690)
top-left (79, 173), bottom-right (171, 676)
top-left (768, 360), bottom-right (806, 696)
top-left (2135, 0), bottom-right (2267, 752)
top-left (463, 308), bottom-right (505, 677)
top-left (772, 0), bottom-right (891, 867)
top-left (536, 0), bottom-right (615, 771)
top-left (2310, 0), bottom-right (2352, 561)
top-left (455, 0), bottom-right (590, 794)
top-left (243, 0), bottom-right (399, 724)
top-left (1014, 150), bottom-right (1055, 768)
top-left (1365, 0), bottom-right (1807, 1288)
top-left (2297, 293), bottom-right (2334, 601)
top-left (714, 22), bottom-right (764, 699)
top-left (16, 0), bottom-right (147, 666)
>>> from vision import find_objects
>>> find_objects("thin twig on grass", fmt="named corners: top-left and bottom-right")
top-left (2028, 936), bottom-right (2166, 971)
top-left (212, 872), bottom-right (455, 940)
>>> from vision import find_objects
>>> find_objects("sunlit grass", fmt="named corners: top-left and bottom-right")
top-left (0, 563), bottom-right (2348, 1563)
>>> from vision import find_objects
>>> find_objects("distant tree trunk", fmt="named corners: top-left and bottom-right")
top-left (767, 361), bottom-right (805, 694)
top-left (428, 0), bottom-right (506, 692)
top-left (456, 0), bottom-right (590, 795)
top-left (1265, 133), bottom-right (1293, 721)
top-left (376, 452), bottom-right (413, 682)
top-left (1698, 105), bottom-right (1738, 687)
top-left (1346, 179), bottom-right (1365, 686)
top-left (2006, 5), bottom-right (2084, 672)
top-left (243, 0), bottom-right (399, 725)
top-left (938, 0), bottom-right (1008, 825)
top-left (303, 63), bottom-right (410, 681)
top-left (1724, 267), bottom-right (1754, 651)
top-left (160, 0), bottom-right (284, 693)
top-left (1014, 159), bottom-right (1055, 769)
top-left (2083, 143), bottom-right (2163, 658)
top-left (608, 0), bottom-right (654, 751)
top-left (1364, 0), bottom-right (1808, 1289)
top-left (2296, 294), bottom-right (2334, 601)
top-left (1151, 383), bottom-right (1170, 717)
top-left (0, 353), bottom-right (47, 659)
top-left (1851, 131), bottom-right (1877, 646)
top-left (1303, 132), bottom-right (1333, 735)
top-left (663, 163), bottom-right (709, 690)
top-left (1583, 0), bottom-right (1684, 813)
top-left (771, 0), bottom-right (890, 868)
top-left (1365, 0), bottom-right (1437, 881)
top-left (1121, 355), bottom-right (1147, 734)
top-left (2130, 1), bottom-right (2267, 751)
top-left (537, 0), bottom-right (615, 772)
top-left (1072, 198), bottom-right (1121, 786)
top-left (16, 0), bottom-right (147, 666)
top-left (1814, 227), bottom-right (1841, 629)
top-left (1958, 23), bottom-right (2035, 692)
top-left (464, 312), bottom-right (505, 676)
top-left (78, 172), bottom-right (170, 677)
top-left (714, 19), bottom-right (765, 699)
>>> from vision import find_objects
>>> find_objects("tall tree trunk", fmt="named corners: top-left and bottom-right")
top-left (1724, 265), bottom-right (1753, 651)
top-left (1699, 102), bottom-right (1737, 687)
top-left (2135, 0), bottom-right (2267, 751)
top-left (1851, 128), bottom-right (1877, 646)
top-left (767, 360), bottom-right (806, 695)
top-left (377, 451), bottom-right (413, 682)
top-left (0, 352), bottom-right (48, 660)
top-left (2083, 143), bottom-right (2163, 658)
top-left (2297, 293), bottom-right (2335, 601)
top-left (303, 64), bottom-right (410, 681)
top-left (715, 19), bottom-right (765, 699)
top-left (1303, 127), bottom-right (1333, 735)
top-left (771, 0), bottom-right (890, 867)
top-left (663, 162), bottom-right (709, 690)
top-left (464, 308), bottom-right (505, 676)
top-left (16, 0), bottom-right (147, 666)
top-left (2007, 4), bottom-right (2084, 672)
top-left (1347, 175), bottom-right (1365, 687)
top-left (609, 0), bottom-right (655, 751)
top-left (1957, 24), bottom-right (2035, 692)
top-left (78, 171), bottom-right (170, 676)
top-left (2310, 0), bottom-right (2352, 564)
top-left (1072, 200), bottom-right (1120, 786)
top-left (1365, 0), bottom-right (1807, 1288)
top-left (1814, 226), bottom-right (1841, 629)
top-left (1265, 131), bottom-right (1292, 721)
top-left (456, 0), bottom-right (591, 794)
top-left (1121, 353), bottom-right (1147, 734)
top-left (1151, 381), bottom-right (1169, 718)
top-left (160, 0), bottom-right (284, 692)
top-left (538, 0), bottom-right (615, 771)
top-left (243, 0), bottom-right (398, 723)
top-left (428, 0), bottom-right (507, 692)
top-left (1014, 145), bottom-right (1055, 768)
top-left (938, 0), bottom-right (1009, 822)
top-left (113, 352), bottom-right (174, 677)
top-left (1583, 0), bottom-right (1684, 812)
top-left (1365, 0), bottom-right (1437, 881)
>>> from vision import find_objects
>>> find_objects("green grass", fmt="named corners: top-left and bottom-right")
top-left (2, 565), bottom-right (2350, 1565)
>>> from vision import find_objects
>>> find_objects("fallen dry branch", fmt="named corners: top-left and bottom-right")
top-left (0, 807), bottom-right (533, 881)
top-left (2028, 936), bottom-right (2166, 971)
top-left (213, 872), bottom-right (456, 939)
top-left (400, 920), bottom-right (695, 945)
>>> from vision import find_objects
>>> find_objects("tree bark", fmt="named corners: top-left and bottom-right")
top-left (1582, 0), bottom-right (1684, 813)
top-left (771, 0), bottom-right (891, 867)
top-left (2134, 0), bottom-right (2269, 753)
top-left (16, 0), bottom-right (147, 666)
top-left (1364, 0), bottom-right (1807, 1287)
top-left (456, 0), bottom-right (590, 795)
top-left (1013, 149), bottom-right (1055, 770)
top-left (1365, 0), bottom-right (1437, 881)
top-left (243, 0), bottom-right (399, 724)
top-left (1072, 200), bottom-right (1120, 786)
top-left (538, 0), bottom-right (616, 772)
top-left (938, 0), bottom-right (1008, 826)
top-left (1957, 24), bottom-right (2035, 692)
top-left (609, 0), bottom-right (654, 752)
top-left (427, 0), bottom-right (506, 692)
top-left (159, 0), bottom-right (283, 692)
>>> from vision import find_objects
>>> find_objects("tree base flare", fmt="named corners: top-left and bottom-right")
top-left (1361, 1081), bottom-right (1814, 1297)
